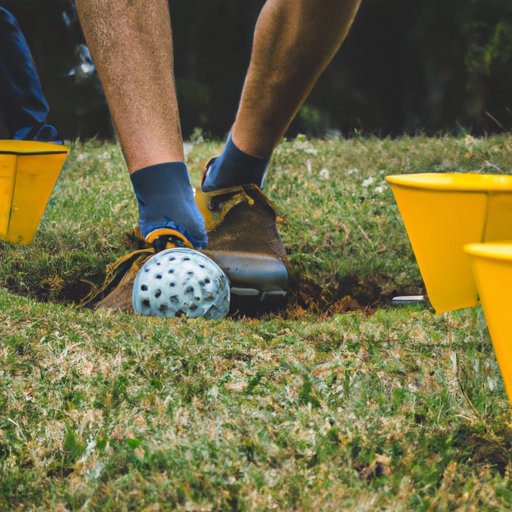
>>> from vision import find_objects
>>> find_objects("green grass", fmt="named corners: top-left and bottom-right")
top-left (2, 135), bottom-right (512, 510)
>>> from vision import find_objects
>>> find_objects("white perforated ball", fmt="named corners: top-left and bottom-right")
top-left (133, 248), bottom-right (230, 319)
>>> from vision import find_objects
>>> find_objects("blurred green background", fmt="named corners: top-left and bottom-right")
top-left (4, 0), bottom-right (512, 139)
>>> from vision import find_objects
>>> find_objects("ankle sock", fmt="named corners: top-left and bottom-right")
top-left (130, 162), bottom-right (207, 249)
top-left (202, 133), bottom-right (270, 192)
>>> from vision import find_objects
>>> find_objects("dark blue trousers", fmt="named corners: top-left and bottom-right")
top-left (0, 7), bottom-right (57, 140)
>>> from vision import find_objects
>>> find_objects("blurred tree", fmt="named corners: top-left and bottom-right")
top-left (462, 0), bottom-right (512, 130)
top-left (303, 0), bottom-right (512, 135)
top-left (171, 0), bottom-right (262, 138)
top-left (3, 0), bottom-right (511, 138)
top-left (173, 0), bottom-right (512, 137)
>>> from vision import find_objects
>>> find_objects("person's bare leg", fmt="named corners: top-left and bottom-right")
top-left (201, 0), bottom-right (361, 192)
top-left (198, 0), bottom-right (361, 308)
top-left (233, 0), bottom-right (361, 158)
top-left (76, 0), bottom-right (207, 248)
top-left (75, 0), bottom-right (183, 173)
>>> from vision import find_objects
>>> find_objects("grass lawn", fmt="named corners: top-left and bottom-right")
top-left (1, 135), bottom-right (512, 510)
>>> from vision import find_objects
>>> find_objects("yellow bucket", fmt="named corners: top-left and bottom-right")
top-left (464, 243), bottom-right (512, 406)
top-left (0, 140), bottom-right (69, 244)
top-left (386, 173), bottom-right (512, 313)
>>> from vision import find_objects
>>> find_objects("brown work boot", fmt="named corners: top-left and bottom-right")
top-left (80, 227), bottom-right (194, 312)
top-left (196, 180), bottom-right (290, 312)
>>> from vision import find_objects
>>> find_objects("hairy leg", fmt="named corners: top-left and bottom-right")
top-left (201, 1), bottom-right (360, 307)
top-left (76, 0), bottom-right (206, 247)
top-left (232, 0), bottom-right (361, 158)
top-left (76, 0), bottom-right (183, 172)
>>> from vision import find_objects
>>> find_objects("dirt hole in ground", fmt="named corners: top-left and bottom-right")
top-left (0, 236), bottom-right (422, 317)
top-left (285, 274), bottom-right (423, 318)
top-left (2, 265), bottom-right (423, 319)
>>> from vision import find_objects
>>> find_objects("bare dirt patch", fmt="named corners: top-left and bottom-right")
top-left (2, 266), bottom-right (421, 317)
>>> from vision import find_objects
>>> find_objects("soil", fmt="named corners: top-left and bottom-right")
top-left (2, 259), bottom-right (424, 317)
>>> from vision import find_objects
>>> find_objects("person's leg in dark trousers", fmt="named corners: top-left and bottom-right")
top-left (0, 7), bottom-right (58, 140)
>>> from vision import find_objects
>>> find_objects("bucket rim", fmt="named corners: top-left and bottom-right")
top-left (386, 173), bottom-right (512, 192)
top-left (464, 242), bottom-right (512, 262)
top-left (0, 140), bottom-right (69, 156)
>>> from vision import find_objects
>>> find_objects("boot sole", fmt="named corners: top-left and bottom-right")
top-left (202, 249), bottom-right (288, 312)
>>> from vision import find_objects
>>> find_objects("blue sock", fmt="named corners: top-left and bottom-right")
top-left (202, 133), bottom-right (270, 192)
top-left (130, 162), bottom-right (207, 249)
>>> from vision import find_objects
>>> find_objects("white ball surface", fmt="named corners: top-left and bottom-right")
top-left (132, 248), bottom-right (230, 319)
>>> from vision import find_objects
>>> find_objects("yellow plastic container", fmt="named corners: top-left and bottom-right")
top-left (386, 173), bottom-right (512, 313)
top-left (0, 140), bottom-right (69, 244)
top-left (464, 243), bottom-right (512, 406)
